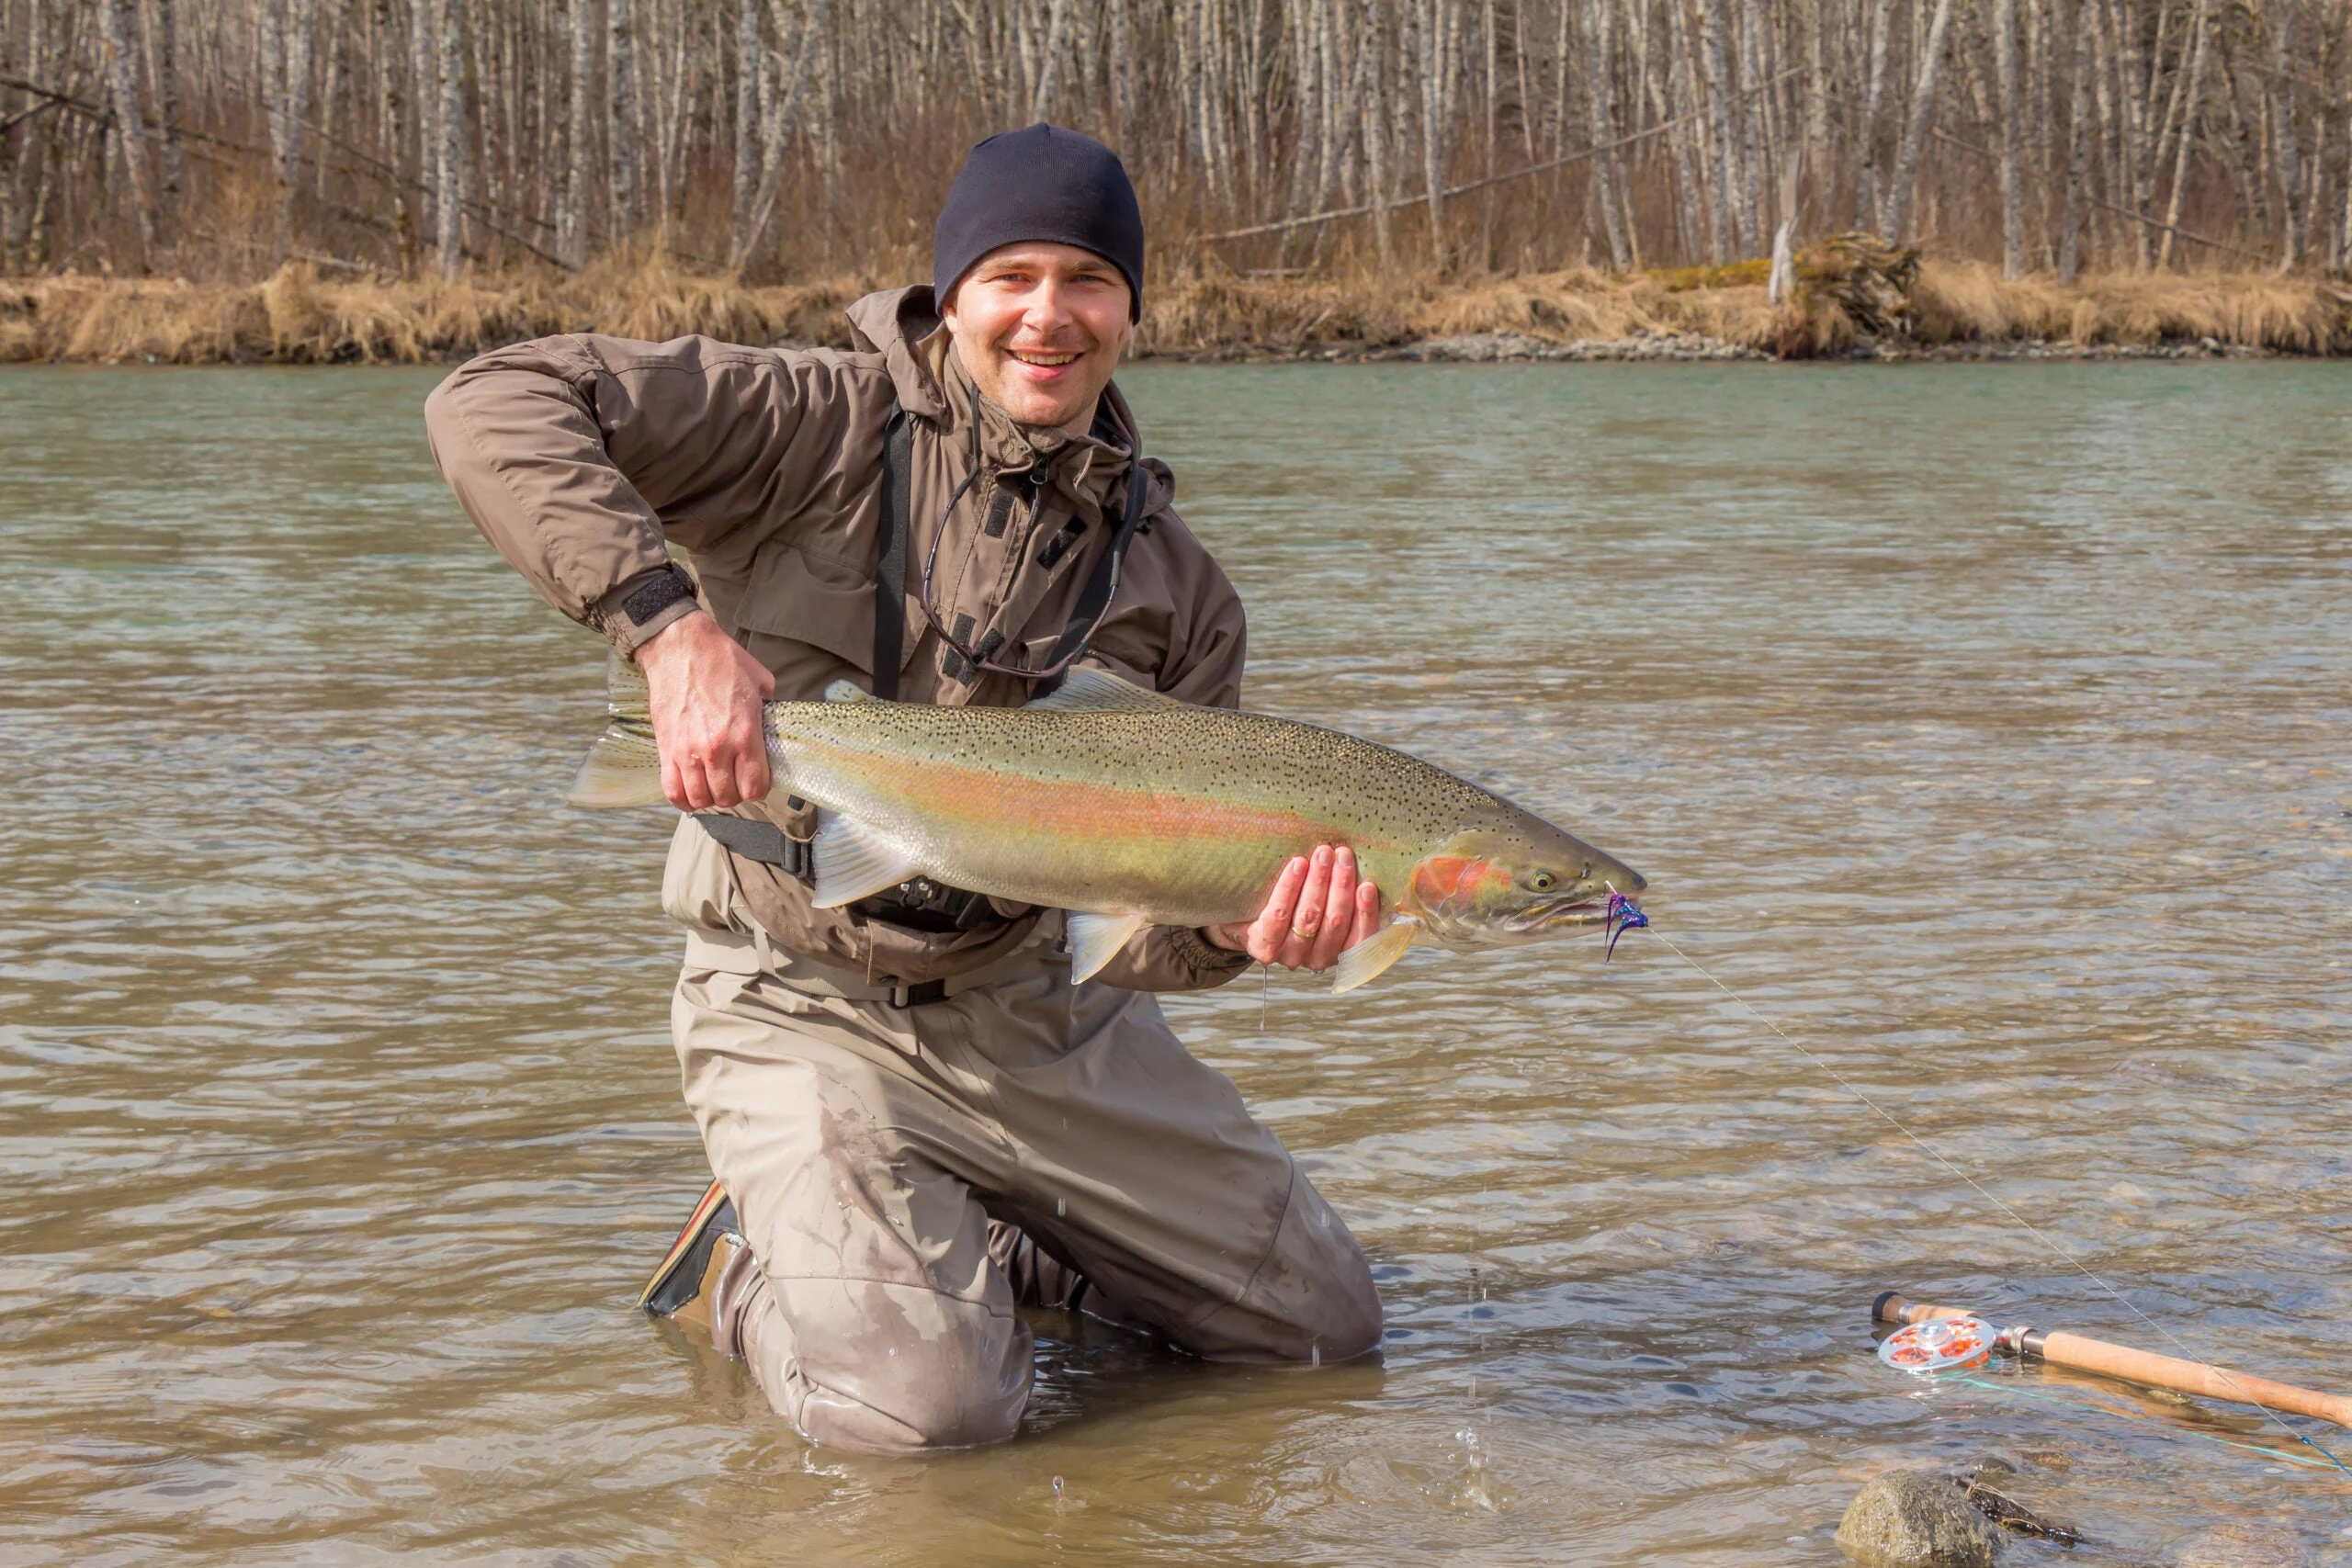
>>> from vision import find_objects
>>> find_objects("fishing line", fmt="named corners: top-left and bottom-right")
top-left (1605, 895), bottom-right (2352, 1482)
top-left (1950, 1373), bottom-right (2343, 1472)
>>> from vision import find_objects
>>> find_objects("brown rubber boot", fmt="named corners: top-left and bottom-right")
top-left (639, 1178), bottom-right (743, 1329)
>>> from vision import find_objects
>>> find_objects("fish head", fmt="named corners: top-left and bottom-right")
top-left (1397, 824), bottom-right (1645, 951)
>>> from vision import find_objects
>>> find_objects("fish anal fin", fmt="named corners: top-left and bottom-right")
top-left (1331, 920), bottom-right (1418, 994)
top-left (1026, 667), bottom-right (1180, 714)
top-left (1066, 911), bottom-right (1148, 983)
top-left (809, 812), bottom-right (920, 907)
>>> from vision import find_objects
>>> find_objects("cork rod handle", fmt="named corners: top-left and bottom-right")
top-left (1871, 1289), bottom-right (2352, 1430)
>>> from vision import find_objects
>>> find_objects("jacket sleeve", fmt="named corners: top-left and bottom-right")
top-left (422, 333), bottom-right (866, 655)
top-left (1094, 525), bottom-right (1257, 994)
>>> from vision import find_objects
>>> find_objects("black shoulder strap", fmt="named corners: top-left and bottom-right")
top-left (874, 406), bottom-right (912, 701)
top-left (1036, 455), bottom-right (1152, 678)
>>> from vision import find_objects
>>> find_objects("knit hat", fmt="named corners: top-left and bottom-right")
top-left (933, 124), bottom-right (1146, 321)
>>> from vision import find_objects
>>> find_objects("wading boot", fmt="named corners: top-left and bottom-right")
top-left (640, 1178), bottom-right (752, 1338)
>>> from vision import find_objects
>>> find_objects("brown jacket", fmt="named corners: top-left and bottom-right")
top-left (424, 286), bottom-right (1252, 992)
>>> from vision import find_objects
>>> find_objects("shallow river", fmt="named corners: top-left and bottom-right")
top-left (3, 360), bottom-right (2348, 1566)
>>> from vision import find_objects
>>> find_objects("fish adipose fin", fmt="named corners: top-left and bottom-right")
top-left (809, 812), bottom-right (921, 907)
top-left (569, 654), bottom-right (666, 808)
top-left (823, 680), bottom-right (874, 704)
top-left (1066, 911), bottom-right (1148, 983)
top-left (1026, 667), bottom-right (1180, 714)
top-left (1331, 920), bottom-right (1418, 994)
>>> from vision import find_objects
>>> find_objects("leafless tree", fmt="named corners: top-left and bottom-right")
top-left (0, 0), bottom-right (2343, 283)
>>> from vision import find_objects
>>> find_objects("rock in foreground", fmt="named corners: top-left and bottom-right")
top-left (1835, 1470), bottom-right (2007, 1568)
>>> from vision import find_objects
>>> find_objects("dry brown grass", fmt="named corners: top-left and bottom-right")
top-left (1, 254), bottom-right (2346, 364)
top-left (0, 256), bottom-right (878, 365)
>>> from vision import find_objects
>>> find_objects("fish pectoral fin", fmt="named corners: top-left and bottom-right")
top-left (1025, 666), bottom-right (1180, 713)
top-left (1065, 911), bottom-right (1149, 984)
top-left (1331, 920), bottom-right (1418, 994)
top-left (822, 680), bottom-right (875, 704)
top-left (568, 721), bottom-right (667, 809)
top-left (808, 812), bottom-right (921, 907)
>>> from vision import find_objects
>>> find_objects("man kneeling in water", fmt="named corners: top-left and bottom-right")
top-left (424, 124), bottom-right (1383, 1451)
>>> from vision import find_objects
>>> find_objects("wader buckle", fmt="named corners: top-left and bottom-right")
top-left (886, 979), bottom-right (948, 1009)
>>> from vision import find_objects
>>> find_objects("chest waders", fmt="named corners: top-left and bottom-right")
top-left (690, 403), bottom-right (1150, 989)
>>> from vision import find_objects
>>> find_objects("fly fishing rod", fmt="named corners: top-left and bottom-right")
top-left (1872, 1290), bottom-right (2352, 1431)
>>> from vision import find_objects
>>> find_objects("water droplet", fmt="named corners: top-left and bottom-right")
top-left (1050, 1474), bottom-right (1064, 1495)
top-left (1309, 1341), bottom-right (1320, 1368)
top-left (1056, 1197), bottom-right (1066, 1217)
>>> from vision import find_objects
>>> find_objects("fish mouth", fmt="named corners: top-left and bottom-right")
top-left (1503, 894), bottom-right (1622, 934)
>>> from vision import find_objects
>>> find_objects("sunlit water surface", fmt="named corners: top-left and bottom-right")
top-left (3, 361), bottom-right (2347, 1565)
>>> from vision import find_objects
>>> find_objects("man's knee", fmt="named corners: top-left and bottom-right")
top-left (772, 1279), bottom-right (1035, 1453)
top-left (1185, 1165), bottom-right (1383, 1362)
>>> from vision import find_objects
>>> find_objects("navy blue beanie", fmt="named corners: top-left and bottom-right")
top-left (933, 124), bottom-right (1145, 321)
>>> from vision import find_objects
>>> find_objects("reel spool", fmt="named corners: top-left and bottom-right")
top-left (1877, 1314), bottom-right (1998, 1374)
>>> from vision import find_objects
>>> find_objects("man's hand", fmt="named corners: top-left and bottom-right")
top-left (1205, 845), bottom-right (1383, 973)
top-left (635, 610), bottom-right (775, 811)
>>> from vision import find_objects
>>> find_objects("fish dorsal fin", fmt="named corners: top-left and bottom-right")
top-left (1065, 910), bottom-right (1148, 983)
top-left (824, 679), bottom-right (875, 704)
top-left (1025, 667), bottom-right (1177, 714)
top-left (808, 811), bottom-right (920, 907)
top-left (1331, 919), bottom-right (1418, 994)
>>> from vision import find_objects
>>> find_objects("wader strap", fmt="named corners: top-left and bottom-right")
top-left (1035, 454), bottom-right (1151, 681)
top-left (874, 407), bottom-right (913, 701)
top-left (691, 813), bottom-right (811, 880)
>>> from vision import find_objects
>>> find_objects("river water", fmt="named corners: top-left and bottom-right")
top-left (3, 360), bottom-right (2347, 1565)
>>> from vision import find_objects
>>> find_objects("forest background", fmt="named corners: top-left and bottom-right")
top-left (6, 0), bottom-right (2352, 361)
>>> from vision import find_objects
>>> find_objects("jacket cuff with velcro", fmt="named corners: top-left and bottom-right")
top-left (597, 564), bottom-right (705, 656)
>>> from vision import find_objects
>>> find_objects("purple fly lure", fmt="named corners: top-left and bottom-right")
top-left (1603, 891), bottom-right (1649, 962)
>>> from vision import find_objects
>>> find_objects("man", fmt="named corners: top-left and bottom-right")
top-left (424, 124), bottom-right (1383, 1454)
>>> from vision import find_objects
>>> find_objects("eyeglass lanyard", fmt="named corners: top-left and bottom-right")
top-left (872, 400), bottom-right (1149, 699)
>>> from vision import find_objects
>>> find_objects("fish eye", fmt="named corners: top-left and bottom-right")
top-left (1530, 872), bottom-right (1556, 892)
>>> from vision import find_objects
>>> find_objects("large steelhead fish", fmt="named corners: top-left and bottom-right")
top-left (572, 661), bottom-right (1645, 992)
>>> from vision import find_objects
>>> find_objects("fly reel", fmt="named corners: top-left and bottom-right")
top-left (1877, 1314), bottom-right (1998, 1374)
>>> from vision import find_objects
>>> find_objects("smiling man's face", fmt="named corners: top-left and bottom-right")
top-left (940, 242), bottom-right (1134, 434)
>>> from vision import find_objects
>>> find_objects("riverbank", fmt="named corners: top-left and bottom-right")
top-left (6, 244), bottom-right (2348, 366)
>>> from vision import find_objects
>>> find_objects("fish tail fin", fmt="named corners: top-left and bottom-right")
top-left (569, 721), bottom-right (667, 808)
top-left (570, 654), bottom-right (666, 808)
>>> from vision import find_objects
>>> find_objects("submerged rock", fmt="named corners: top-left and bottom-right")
top-left (1835, 1470), bottom-right (2007, 1568)
top-left (2175, 1523), bottom-right (2311, 1568)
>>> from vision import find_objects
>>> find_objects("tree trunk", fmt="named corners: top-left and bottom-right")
top-left (608, 0), bottom-right (638, 241)
top-left (436, 0), bottom-right (469, 271)
top-left (562, 0), bottom-right (594, 266)
top-left (1030, 0), bottom-right (1068, 122)
top-left (736, 0), bottom-right (822, 265)
top-left (153, 0), bottom-right (184, 209)
top-left (101, 0), bottom-right (158, 262)
top-left (2271, 0), bottom-right (2305, 267)
top-left (2154, 0), bottom-right (2209, 271)
top-left (1697, 0), bottom-right (1736, 261)
top-left (1995, 0), bottom-right (2023, 276)
top-left (1363, 0), bottom-right (1391, 266)
top-left (2057, 0), bottom-right (2090, 281)
top-left (282, 0), bottom-right (316, 246)
top-left (1854, 0), bottom-right (1892, 228)
top-left (1584, 0), bottom-right (1633, 269)
top-left (1883, 0), bottom-right (1955, 239)
top-left (731, 0), bottom-right (758, 247)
